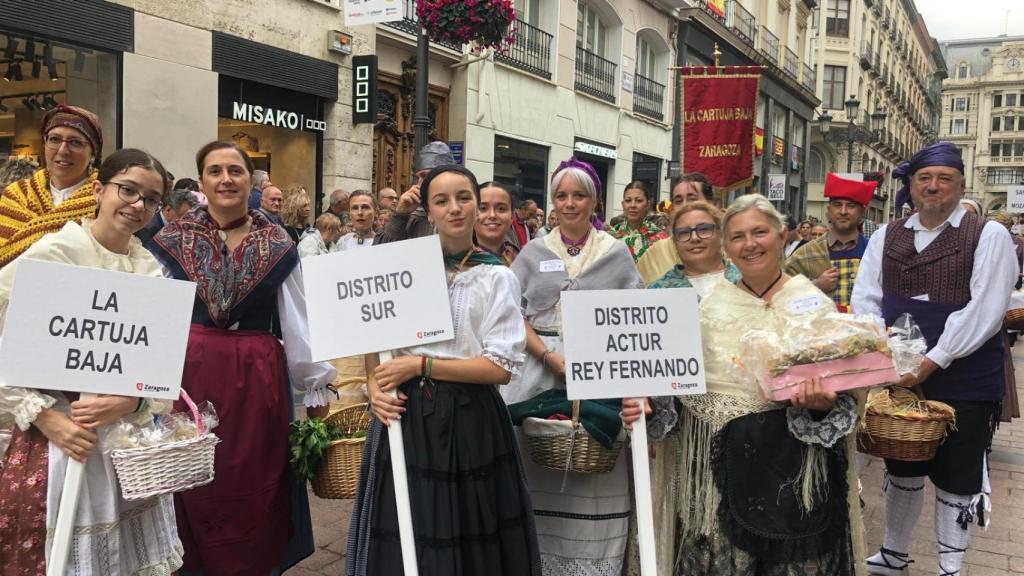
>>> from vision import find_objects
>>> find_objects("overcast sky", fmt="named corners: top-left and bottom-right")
top-left (914, 0), bottom-right (1024, 42)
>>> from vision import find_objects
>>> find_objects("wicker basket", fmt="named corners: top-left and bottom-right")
top-left (1005, 308), bottom-right (1024, 331)
top-left (311, 403), bottom-right (371, 499)
top-left (522, 400), bottom-right (624, 474)
top-left (111, 390), bottom-right (220, 501)
top-left (857, 387), bottom-right (956, 462)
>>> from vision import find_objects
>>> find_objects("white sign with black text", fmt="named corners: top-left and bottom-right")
top-left (561, 288), bottom-right (706, 400)
top-left (0, 260), bottom-right (196, 400)
top-left (302, 235), bottom-right (455, 361)
top-left (344, 0), bottom-right (404, 26)
top-left (767, 173), bottom-right (786, 201)
top-left (1008, 185), bottom-right (1024, 214)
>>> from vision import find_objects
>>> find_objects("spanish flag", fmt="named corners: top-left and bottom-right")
top-left (754, 127), bottom-right (764, 157)
top-left (707, 0), bottom-right (725, 17)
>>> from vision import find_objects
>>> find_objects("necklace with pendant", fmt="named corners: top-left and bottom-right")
top-left (561, 229), bottom-right (589, 256)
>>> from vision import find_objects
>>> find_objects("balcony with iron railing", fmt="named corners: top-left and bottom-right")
top-left (727, 0), bottom-right (758, 47)
top-left (801, 63), bottom-right (815, 93)
top-left (860, 41), bottom-right (874, 70)
top-left (783, 47), bottom-right (799, 79)
top-left (575, 46), bottom-right (617, 103)
top-left (760, 27), bottom-right (779, 64)
top-left (986, 168), bottom-right (1024, 184)
top-left (633, 73), bottom-right (665, 121)
top-left (495, 18), bottom-right (553, 79)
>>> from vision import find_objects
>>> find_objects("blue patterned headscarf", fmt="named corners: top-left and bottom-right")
top-left (893, 142), bottom-right (964, 214)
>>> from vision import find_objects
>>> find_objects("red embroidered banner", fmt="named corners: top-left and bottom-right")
top-left (679, 66), bottom-right (763, 195)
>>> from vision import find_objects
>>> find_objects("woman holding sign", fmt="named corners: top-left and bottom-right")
top-left (346, 164), bottom-right (541, 576)
top-left (149, 141), bottom-right (335, 575)
top-left (502, 157), bottom-right (643, 576)
top-left (0, 149), bottom-right (183, 574)
top-left (624, 194), bottom-right (863, 575)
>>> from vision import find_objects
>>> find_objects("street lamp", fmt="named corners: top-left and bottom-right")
top-left (844, 96), bottom-right (860, 172)
top-left (818, 111), bottom-right (833, 134)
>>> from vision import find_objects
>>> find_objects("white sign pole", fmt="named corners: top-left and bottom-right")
top-left (380, 350), bottom-right (419, 576)
top-left (630, 400), bottom-right (657, 576)
top-left (45, 393), bottom-right (93, 576)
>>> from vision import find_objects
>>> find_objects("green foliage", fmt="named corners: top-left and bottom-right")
top-left (288, 417), bottom-right (366, 482)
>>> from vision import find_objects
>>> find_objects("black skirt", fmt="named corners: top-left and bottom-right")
top-left (357, 378), bottom-right (541, 576)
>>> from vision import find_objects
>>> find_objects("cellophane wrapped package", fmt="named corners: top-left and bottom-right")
top-left (103, 401), bottom-right (219, 452)
top-left (737, 313), bottom-right (906, 401)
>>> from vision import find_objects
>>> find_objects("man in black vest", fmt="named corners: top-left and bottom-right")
top-left (852, 142), bottom-right (1017, 576)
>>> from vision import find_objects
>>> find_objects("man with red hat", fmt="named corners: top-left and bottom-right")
top-left (0, 105), bottom-right (103, 268)
top-left (785, 172), bottom-right (877, 312)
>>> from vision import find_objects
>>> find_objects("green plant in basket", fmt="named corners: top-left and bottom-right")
top-left (289, 417), bottom-right (367, 482)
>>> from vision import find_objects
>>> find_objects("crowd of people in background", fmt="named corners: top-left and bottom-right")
top-left (0, 104), bottom-right (1020, 576)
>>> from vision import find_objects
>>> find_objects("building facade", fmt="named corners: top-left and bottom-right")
top-left (668, 0), bottom-right (820, 217)
top-left (939, 36), bottom-right (1024, 212)
top-left (370, 0), bottom-right (678, 219)
top-left (0, 0), bottom-right (374, 215)
top-left (806, 0), bottom-right (945, 224)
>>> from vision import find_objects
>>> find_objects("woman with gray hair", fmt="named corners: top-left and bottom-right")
top-left (623, 194), bottom-right (863, 575)
top-left (502, 157), bottom-right (643, 575)
top-left (298, 212), bottom-right (343, 258)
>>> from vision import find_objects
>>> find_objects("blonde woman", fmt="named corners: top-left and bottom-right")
top-left (624, 194), bottom-right (863, 576)
top-left (281, 185), bottom-right (313, 243)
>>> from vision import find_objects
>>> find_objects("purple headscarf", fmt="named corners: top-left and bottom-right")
top-left (552, 157), bottom-right (603, 200)
top-left (893, 141), bottom-right (964, 214)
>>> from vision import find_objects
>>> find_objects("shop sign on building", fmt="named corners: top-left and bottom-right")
top-left (352, 55), bottom-right (378, 124)
top-left (767, 174), bottom-right (786, 201)
top-left (344, 0), bottom-right (404, 26)
top-left (219, 76), bottom-right (327, 133)
top-left (1008, 185), bottom-right (1024, 213)
top-left (574, 140), bottom-right (617, 160)
top-left (449, 141), bottom-right (464, 165)
top-left (231, 102), bottom-right (326, 132)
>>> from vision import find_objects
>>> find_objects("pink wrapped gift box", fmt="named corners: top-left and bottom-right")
top-left (764, 351), bottom-right (898, 402)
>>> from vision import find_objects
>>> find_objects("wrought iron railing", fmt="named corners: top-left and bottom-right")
top-left (633, 73), bottom-right (665, 121)
top-left (728, 0), bottom-right (758, 46)
top-left (760, 27), bottom-right (779, 64)
top-left (860, 41), bottom-right (874, 69)
top-left (801, 62), bottom-right (815, 92)
top-left (575, 46), bottom-right (617, 103)
top-left (496, 18), bottom-right (553, 79)
top-left (783, 47), bottom-right (799, 79)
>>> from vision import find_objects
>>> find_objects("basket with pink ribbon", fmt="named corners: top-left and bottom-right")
top-left (106, 390), bottom-right (220, 500)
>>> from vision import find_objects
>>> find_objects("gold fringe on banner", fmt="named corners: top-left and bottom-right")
top-left (677, 66), bottom-right (764, 199)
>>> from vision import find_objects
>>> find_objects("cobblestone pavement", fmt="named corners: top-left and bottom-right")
top-left (296, 349), bottom-right (1024, 575)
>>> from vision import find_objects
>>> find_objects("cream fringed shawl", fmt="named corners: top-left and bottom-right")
top-left (662, 275), bottom-right (866, 576)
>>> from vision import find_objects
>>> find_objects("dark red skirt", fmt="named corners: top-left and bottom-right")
top-left (174, 324), bottom-right (294, 575)
top-left (0, 425), bottom-right (48, 576)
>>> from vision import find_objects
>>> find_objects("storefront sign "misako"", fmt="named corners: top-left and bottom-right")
top-left (232, 102), bottom-right (327, 132)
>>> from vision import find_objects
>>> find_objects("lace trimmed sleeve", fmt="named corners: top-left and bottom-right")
top-left (478, 267), bottom-right (527, 375)
top-left (786, 393), bottom-right (859, 448)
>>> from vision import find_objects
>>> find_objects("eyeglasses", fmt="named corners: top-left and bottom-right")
top-left (108, 182), bottom-right (161, 212)
top-left (673, 223), bottom-right (717, 242)
top-left (44, 134), bottom-right (89, 152)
